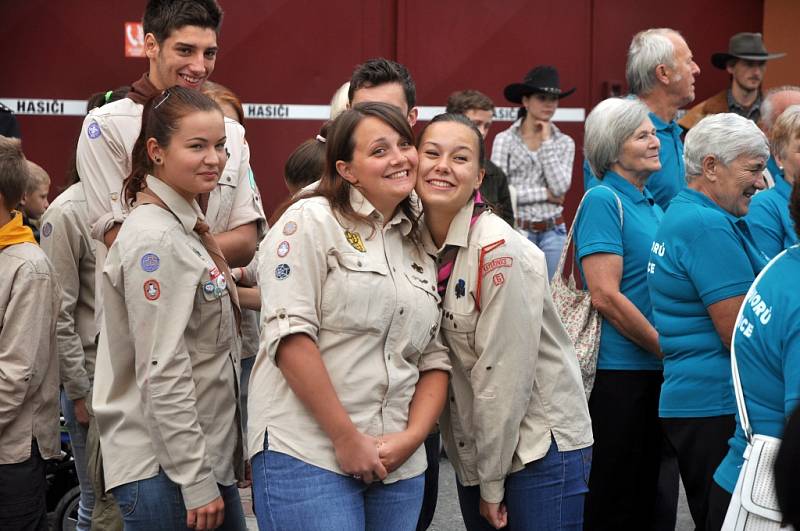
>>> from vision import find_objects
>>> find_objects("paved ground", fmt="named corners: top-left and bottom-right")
top-left (244, 456), bottom-right (695, 530)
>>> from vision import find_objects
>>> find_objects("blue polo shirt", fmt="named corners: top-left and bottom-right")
top-left (746, 172), bottom-right (797, 259)
top-left (574, 172), bottom-right (664, 370)
top-left (647, 188), bottom-right (768, 417)
top-left (713, 246), bottom-right (800, 493)
top-left (583, 112), bottom-right (686, 211)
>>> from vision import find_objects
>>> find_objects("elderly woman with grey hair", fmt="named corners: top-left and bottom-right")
top-left (647, 113), bottom-right (770, 531)
top-left (573, 97), bottom-right (666, 529)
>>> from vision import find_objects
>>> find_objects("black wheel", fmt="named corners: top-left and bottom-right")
top-left (52, 485), bottom-right (81, 531)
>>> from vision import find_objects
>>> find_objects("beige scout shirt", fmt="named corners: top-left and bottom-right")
top-left (0, 239), bottom-right (61, 464)
top-left (75, 97), bottom-right (266, 327)
top-left (429, 200), bottom-right (593, 503)
top-left (39, 182), bottom-right (97, 401)
top-left (92, 176), bottom-right (243, 510)
top-left (248, 189), bottom-right (451, 482)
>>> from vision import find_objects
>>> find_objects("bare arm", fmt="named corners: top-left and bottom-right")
top-left (582, 253), bottom-right (661, 357)
top-left (214, 222), bottom-right (257, 268)
top-left (707, 295), bottom-right (745, 351)
top-left (236, 286), bottom-right (260, 311)
top-left (276, 333), bottom-right (387, 482)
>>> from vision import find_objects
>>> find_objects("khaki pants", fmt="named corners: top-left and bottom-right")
top-left (85, 393), bottom-right (123, 531)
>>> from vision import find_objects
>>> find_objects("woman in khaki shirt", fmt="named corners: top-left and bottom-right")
top-left (416, 114), bottom-right (593, 530)
top-left (248, 102), bottom-right (450, 531)
top-left (92, 87), bottom-right (246, 531)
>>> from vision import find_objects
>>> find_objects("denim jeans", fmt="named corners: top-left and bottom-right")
top-left (523, 224), bottom-right (567, 280)
top-left (456, 439), bottom-right (592, 531)
top-left (61, 390), bottom-right (94, 531)
top-left (110, 468), bottom-right (247, 531)
top-left (0, 440), bottom-right (48, 530)
top-left (252, 437), bottom-right (424, 531)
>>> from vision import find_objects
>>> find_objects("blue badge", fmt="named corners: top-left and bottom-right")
top-left (455, 279), bottom-right (466, 299)
top-left (140, 253), bottom-right (160, 272)
top-left (275, 263), bottom-right (291, 280)
top-left (203, 281), bottom-right (215, 294)
top-left (41, 222), bottom-right (53, 238)
top-left (87, 121), bottom-right (101, 139)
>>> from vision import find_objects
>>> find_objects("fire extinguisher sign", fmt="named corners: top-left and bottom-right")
top-left (125, 22), bottom-right (145, 58)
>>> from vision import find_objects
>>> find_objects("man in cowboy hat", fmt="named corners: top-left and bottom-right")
top-left (490, 65), bottom-right (576, 279)
top-left (679, 32), bottom-right (785, 130)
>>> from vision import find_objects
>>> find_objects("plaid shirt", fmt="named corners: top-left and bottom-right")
top-left (490, 119), bottom-right (574, 223)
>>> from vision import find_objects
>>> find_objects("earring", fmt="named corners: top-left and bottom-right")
top-left (154, 157), bottom-right (162, 164)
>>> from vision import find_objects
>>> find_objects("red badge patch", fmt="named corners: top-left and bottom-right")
top-left (493, 273), bottom-right (505, 286)
top-left (143, 279), bottom-right (161, 301)
top-left (481, 256), bottom-right (513, 276)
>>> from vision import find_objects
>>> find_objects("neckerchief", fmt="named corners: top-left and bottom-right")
top-left (436, 193), bottom-right (489, 296)
top-left (0, 211), bottom-right (37, 249)
top-left (126, 73), bottom-right (160, 105)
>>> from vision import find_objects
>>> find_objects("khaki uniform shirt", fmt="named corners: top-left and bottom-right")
top-left (75, 96), bottom-right (266, 327)
top-left (429, 201), bottom-right (593, 503)
top-left (40, 183), bottom-right (97, 401)
top-left (92, 176), bottom-right (243, 510)
top-left (248, 189), bottom-right (451, 482)
top-left (0, 240), bottom-right (61, 464)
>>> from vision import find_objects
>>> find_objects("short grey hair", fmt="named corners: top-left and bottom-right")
top-left (584, 97), bottom-right (651, 178)
top-left (684, 113), bottom-right (769, 179)
top-left (760, 85), bottom-right (800, 132)
top-left (626, 28), bottom-right (680, 96)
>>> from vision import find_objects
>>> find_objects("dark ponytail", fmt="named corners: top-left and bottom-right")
top-left (123, 86), bottom-right (221, 205)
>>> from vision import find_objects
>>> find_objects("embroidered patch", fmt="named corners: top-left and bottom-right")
top-left (41, 222), bottom-right (53, 238)
top-left (248, 167), bottom-right (257, 190)
top-left (411, 262), bottom-right (424, 273)
top-left (209, 266), bottom-right (221, 280)
top-left (455, 279), bottom-right (466, 298)
top-left (277, 240), bottom-right (290, 257)
top-left (140, 253), bottom-right (160, 272)
top-left (283, 221), bottom-right (298, 236)
top-left (345, 230), bottom-right (366, 253)
top-left (87, 121), bottom-right (101, 139)
top-left (275, 263), bottom-right (291, 280)
top-left (203, 281), bottom-right (215, 294)
top-left (493, 273), bottom-right (505, 286)
top-left (143, 279), bottom-right (161, 301)
top-left (213, 274), bottom-right (226, 290)
top-left (481, 256), bottom-right (513, 276)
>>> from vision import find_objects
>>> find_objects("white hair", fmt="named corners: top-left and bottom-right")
top-left (626, 28), bottom-right (680, 96)
top-left (760, 85), bottom-right (800, 132)
top-left (329, 81), bottom-right (350, 120)
top-left (584, 97), bottom-right (651, 178)
top-left (684, 113), bottom-right (769, 179)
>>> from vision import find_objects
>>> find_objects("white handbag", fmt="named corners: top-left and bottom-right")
top-left (550, 186), bottom-right (622, 399)
top-left (722, 253), bottom-right (793, 531)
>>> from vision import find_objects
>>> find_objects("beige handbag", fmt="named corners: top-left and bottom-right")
top-left (550, 187), bottom-right (622, 399)
top-left (722, 251), bottom-right (793, 531)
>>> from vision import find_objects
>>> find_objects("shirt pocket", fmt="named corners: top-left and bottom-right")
top-left (440, 308), bottom-right (479, 373)
top-left (321, 251), bottom-right (390, 334)
top-left (194, 277), bottom-right (235, 353)
top-left (404, 272), bottom-right (442, 354)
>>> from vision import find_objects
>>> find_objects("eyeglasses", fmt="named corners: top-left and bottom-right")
top-left (154, 88), bottom-right (171, 110)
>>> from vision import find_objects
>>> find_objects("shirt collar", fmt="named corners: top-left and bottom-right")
top-left (348, 186), bottom-right (414, 236)
top-left (510, 118), bottom-right (562, 138)
top-left (727, 89), bottom-right (762, 115)
top-left (420, 198), bottom-right (475, 254)
top-left (602, 171), bottom-right (656, 205)
top-left (144, 175), bottom-right (204, 233)
top-left (648, 111), bottom-right (680, 135)
top-left (675, 187), bottom-right (741, 222)
top-left (774, 172), bottom-right (792, 200)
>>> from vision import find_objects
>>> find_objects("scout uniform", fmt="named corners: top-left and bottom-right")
top-left (248, 188), bottom-right (451, 482)
top-left (429, 199), bottom-right (593, 504)
top-left (92, 176), bottom-right (243, 510)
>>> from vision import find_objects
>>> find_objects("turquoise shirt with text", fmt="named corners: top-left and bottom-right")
top-left (647, 188), bottom-right (768, 417)
top-left (713, 246), bottom-right (800, 493)
top-left (574, 172), bottom-right (664, 370)
top-left (746, 171), bottom-right (797, 259)
top-left (583, 111), bottom-right (686, 211)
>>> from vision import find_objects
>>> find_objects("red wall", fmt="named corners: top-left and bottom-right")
top-left (0, 0), bottom-right (763, 220)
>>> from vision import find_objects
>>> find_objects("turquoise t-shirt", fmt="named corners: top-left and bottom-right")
top-left (746, 172), bottom-right (797, 260)
top-left (574, 172), bottom-right (664, 370)
top-left (713, 246), bottom-right (800, 493)
top-left (647, 188), bottom-right (768, 417)
top-left (583, 112), bottom-right (686, 211)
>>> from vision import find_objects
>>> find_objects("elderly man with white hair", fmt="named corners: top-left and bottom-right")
top-left (758, 85), bottom-right (800, 187)
top-left (647, 113), bottom-right (770, 531)
top-left (583, 28), bottom-right (700, 212)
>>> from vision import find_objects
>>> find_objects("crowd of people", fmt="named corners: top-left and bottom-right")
top-left (2, 1), bottom-right (800, 531)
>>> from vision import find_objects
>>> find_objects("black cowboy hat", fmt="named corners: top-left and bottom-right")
top-left (504, 66), bottom-right (575, 103)
top-left (711, 32), bottom-right (786, 69)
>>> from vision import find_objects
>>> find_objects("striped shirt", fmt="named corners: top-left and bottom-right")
top-left (490, 119), bottom-right (575, 223)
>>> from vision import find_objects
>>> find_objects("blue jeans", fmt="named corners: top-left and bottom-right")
top-left (523, 224), bottom-right (567, 280)
top-left (456, 440), bottom-right (592, 531)
top-left (61, 390), bottom-right (94, 531)
top-left (110, 468), bottom-right (247, 531)
top-left (252, 437), bottom-right (424, 531)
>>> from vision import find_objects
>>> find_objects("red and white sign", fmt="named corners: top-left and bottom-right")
top-left (125, 22), bottom-right (145, 58)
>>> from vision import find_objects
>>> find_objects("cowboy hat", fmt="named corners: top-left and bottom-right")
top-left (504, 65), bottom-right (575, 103)
top-left (711, 32), bottom-right (786, 69)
